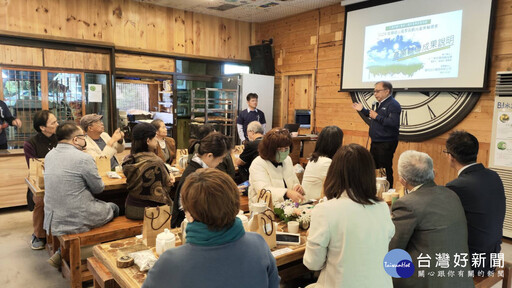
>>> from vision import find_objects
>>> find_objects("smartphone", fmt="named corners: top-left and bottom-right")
top-left (276, 232), bottom-right (301, 245)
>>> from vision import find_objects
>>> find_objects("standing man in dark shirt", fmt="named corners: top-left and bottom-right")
top-left (0, 100), bottom-right (22, 149)
top-left (352, 81), bottom-right (401, 187)
top-left (236, 121), bottom-right (264, 182)
top-left (237, 93), bottom-right (266, 144)
top-left (445, 131), bottom-right (506, 274)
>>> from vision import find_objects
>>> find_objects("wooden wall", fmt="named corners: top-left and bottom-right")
top-left (0, 44), bottom-right (110, 71)
top-left (255, 0), bottom-right (512, 187)
top-left (0, 0), bottom-right (252, 61)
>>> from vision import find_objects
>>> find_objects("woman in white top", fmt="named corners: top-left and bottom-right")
top-left (302, 126), bottom-right (343, 199)
top-left (249, 128), bottom-right (305, 208)
top-left (303, 144), bottom-right (395, 288)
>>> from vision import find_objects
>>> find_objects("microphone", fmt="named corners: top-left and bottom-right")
top-left (371, 101), bottom-right (377, 111)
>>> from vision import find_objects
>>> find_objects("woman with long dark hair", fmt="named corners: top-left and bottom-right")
top-left (301, 126), bottom-right (343, 199)
top-left (171, 131), bottom-right (231, 228)
top-left (303, 144), bottom-right (394, 287)
top-left (122, 123), bottom-right (174, 220)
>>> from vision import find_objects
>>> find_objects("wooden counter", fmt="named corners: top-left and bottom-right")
top-left (0, 152), bottom-right (29, 208)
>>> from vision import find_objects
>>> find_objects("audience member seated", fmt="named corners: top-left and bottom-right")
top-left (303, 144), bottom-right (394, 287)
top-left (171, 132), bottom-right (230, 228)
top-left (122, 123), bottom-right (175, 220)
top-left (445, 131), bottom-right (506, 274)
top-left (389, 150), bottom-right (472, 288)
top-left (248, 128), bottom-right (305, 208)
top-left (81, 113), bottom-right (125, 170)
top-left (301, 125), bottom-right (343, 199)
top-left (236, 121), bottom-right (264, 183)
top-left (23, 110), bottom-right (59, 250)
top-left (151, 119), bottom-right (176, 165)
top-left (143, 168), bottom-right (280, 288)
top-left (189, 124), bottom-right (235, 179)
top-left (44, 121), bottom-right (119, 268)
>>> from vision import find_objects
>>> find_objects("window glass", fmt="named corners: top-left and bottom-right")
top-left (47, 72), bottom-right (83, 126)
top-left (116, 82), bottom-right (149, 112)
top-left (2, 69), bottom-right (42, 149)
top-left (85, 73), bottom-right (110, 132)
top-left (223, 64), bottom-right (250, 74)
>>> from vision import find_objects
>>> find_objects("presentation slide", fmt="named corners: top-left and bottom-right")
top-left (362, 10), bottom-right (462, 82)
top-left (340, 0), bottom-right (494, 90)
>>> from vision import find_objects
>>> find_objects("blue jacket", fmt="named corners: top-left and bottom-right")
top-left (361, 96), bottom-right (401, 142)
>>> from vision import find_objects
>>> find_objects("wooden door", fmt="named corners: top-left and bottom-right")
top-left (287, 74), bottom-right (313, 134)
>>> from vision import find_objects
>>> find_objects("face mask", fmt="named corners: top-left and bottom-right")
top-left (275, 150), bottom-right (289, 163)
top-left (74, 138), bottom-right (87, 150)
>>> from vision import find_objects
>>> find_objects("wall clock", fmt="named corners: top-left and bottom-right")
top-left (351, 91), bottom-right (481, 142)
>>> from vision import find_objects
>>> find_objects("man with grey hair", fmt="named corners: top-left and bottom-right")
top-left (236, 121), bottom-right (264, 183)
top-left (352, 81), bottom-right (401, 188)
top-left (389, 150), bottom-right (472, 288)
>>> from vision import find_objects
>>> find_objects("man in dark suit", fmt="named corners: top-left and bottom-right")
top-left (390, 150), bottom-right (473, 288)
top-left (445, 131), bottom-right (506, 274)
top-left (352, 81), bottom-right (401, 187)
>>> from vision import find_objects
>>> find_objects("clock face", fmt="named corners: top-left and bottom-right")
top-left (351, 91), bottom-right (481, 142)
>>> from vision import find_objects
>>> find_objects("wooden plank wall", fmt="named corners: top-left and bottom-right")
top-left (0, 44), bottom-right (43, 66)
top-left (44, 49), bottom-right (110, 71)
top-left (0, 0), bottom-right (252, 61)
top-left (0, 44), bottom-right (109, 70)
top-left (255, 0), bottom-right (512, 187)
top-left (115, 53), bottom-right (175, 73)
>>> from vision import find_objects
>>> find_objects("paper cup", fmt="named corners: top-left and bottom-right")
top-left (288, 221), bottom-right (299, 233)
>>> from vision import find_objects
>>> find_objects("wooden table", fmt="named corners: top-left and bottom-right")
top-left (25, 175), bottom-right (129, 198)
top-left (92, 223), bottom-right (308, 288)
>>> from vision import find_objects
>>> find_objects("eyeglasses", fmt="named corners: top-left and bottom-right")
top-left (442, 149), bottom-right (452, 155)
top-left (373, 89), bottom-right (389, 94)
top-left (74, 134), bottom-right (86, 139)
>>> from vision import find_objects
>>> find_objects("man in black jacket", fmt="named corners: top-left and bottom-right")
top-left (0, 100), bottom-right (22, 149)
top-left (352, 81), bottom-right (401, 187)
top-left (445, 130), bottom-right (506, 274)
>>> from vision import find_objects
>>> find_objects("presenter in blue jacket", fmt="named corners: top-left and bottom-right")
top-left (352, 81), bottom-right (401, 187)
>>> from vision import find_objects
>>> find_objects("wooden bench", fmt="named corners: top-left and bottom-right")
top-left (474, 262), bottom-right (512, 288)
top-left (57, 216), bottom-right (143, 288)
top-left (87, 257), bottom-right (120, 288)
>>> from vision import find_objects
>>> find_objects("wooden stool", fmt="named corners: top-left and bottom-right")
top-left (87, 257), bottom-right (120, 288)
top-left (57, 216), bottom-right (143, 288)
